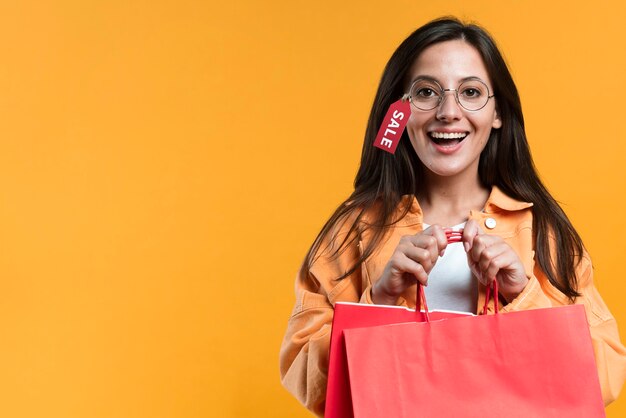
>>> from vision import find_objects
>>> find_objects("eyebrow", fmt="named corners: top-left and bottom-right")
top-left (410, 75), bottom-right (487, 85)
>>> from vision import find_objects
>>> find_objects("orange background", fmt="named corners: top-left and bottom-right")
top-left (0, 1), bottom-right (625, 417)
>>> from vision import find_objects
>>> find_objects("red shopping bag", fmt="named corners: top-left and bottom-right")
top-left (342, 284), bottom-right (606, 417)
top-left (325, 300), bottom-right (471, 418)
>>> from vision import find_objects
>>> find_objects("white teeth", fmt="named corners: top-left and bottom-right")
top-left (430, 132), bottom-right (468, 139)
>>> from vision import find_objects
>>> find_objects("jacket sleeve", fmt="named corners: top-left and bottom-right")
top-left (279, 266), bottom-right (333, 417)
top-left (502, 254), bottom-right (626, 405)
top-left (279, 222), bottom-right (366, 416)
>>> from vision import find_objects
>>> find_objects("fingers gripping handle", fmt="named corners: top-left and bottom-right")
top-left (416, 228), bottom-right (499, 320)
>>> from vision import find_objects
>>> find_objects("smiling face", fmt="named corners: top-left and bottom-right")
top-left (405, 39), bottom-right (502, 183)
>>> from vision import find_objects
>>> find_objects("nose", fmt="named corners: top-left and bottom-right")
top-left (436, 90), bottom-right (462, 122)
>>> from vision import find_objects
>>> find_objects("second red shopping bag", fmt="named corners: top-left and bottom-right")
top-left (343, 290), bottom-right (605, 417)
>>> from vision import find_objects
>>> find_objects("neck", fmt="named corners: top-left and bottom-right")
top-left (418, 172), bottom-right (490, 227)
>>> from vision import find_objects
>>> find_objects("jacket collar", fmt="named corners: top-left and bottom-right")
top-left (483, 186), bottom-right (533, 213)
top-left (398, 186), bottom-right (533, 225)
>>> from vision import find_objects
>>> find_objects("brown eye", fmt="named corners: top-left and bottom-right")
top-left (411, 80), bottom-right (441, 99)
top-left (461, 88), bottom-right (481, 98)
top-left (416, 88), bottom-right (436, 98)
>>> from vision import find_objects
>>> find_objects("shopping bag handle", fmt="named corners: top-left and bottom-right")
top-left (417, 283), bottom-right (430, 322)
top-left (417, 279), bottom-right (498, 322)
top-left (483, 279), bottom-right (499, 315)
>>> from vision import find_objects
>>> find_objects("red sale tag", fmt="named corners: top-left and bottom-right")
top-left (373, 98), bottom-right (411, 154)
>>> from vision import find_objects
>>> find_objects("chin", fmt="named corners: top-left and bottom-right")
top-left (422, 160), bottom-right (476, 178)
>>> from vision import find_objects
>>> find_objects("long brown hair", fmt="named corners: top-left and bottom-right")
top-left (305, 17), bottom-right (583, 299)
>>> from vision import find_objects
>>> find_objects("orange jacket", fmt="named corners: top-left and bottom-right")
top-left (279, 187), bottom-right (626, 416)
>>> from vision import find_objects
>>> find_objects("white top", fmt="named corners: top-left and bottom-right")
top-left (422, 222), bottom-right (477, 313)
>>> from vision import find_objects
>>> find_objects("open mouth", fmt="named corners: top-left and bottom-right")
top-left (428, 131), bottom-right (469, 147)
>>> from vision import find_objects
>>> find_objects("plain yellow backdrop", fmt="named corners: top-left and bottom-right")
top-left (0, 0), bottom-right (625, 417)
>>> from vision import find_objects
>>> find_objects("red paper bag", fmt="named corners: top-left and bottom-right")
top-left (343, 302), bottom-right (605, 417)
top-left (325, 302), bottom-right (471, 418)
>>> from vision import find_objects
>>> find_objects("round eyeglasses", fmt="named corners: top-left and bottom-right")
top-left (402, 78), bottom-right (495, 111)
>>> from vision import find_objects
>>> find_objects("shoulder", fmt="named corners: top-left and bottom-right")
top-left (305, 196), bottom-right (419, 290)
top-left (321, 195), bottom-right (422, 249)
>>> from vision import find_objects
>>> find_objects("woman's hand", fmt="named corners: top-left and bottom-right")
top-left (371, 225), bottom-right (448, 305)
top-left (462, 219), bottom-right (529, 303)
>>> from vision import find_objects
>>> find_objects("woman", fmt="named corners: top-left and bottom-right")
top-left (279, 17), bottom-right (626, 416)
